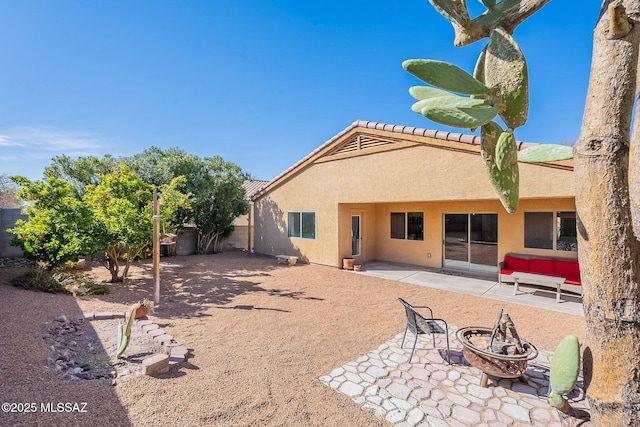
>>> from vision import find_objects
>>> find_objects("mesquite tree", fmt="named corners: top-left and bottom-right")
top-left (406, 0), bottom-right (640, 424)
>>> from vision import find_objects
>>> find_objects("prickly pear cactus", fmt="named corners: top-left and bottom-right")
top-left (481, 121), bottom-right (519, 213)
top-left (548, 334), bottom-right (581, 413)
top-left (411, 93), bottom-right (497, 128)
top-left (403, 59), bottom-right (489, 95)
top-left (404, 60), bottom-right (497, 128)
top-left (483, 27), bottom-right (529, 129)
top-left (495, 131), bottom-right (517, 171)
top-left (518, 144), bottom-right (574, 163)
top-left (478, 0), bottom-right (496, 8)
top-left (404, 1), bottom-right (569, 214)
top-left (473, 47), bottom-right (487, 92)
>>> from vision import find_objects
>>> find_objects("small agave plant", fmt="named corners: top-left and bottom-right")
top-left (403, 1), bottom-right (572, 213)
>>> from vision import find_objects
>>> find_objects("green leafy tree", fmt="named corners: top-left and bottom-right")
top-left (7, 176), bottom-right (100, 266)
top-left (194, 156), bottom-right (248, 254)
top-left (9, 165), bottom-right (191, 282)
top-left (44, 154), bottom-right (119, 196)
top-left (83, 164), bottom-right (191, 282)
top-left (127, 148), bottom-right (249, 254)
top-left (127, 147), bottom-right (211, 227)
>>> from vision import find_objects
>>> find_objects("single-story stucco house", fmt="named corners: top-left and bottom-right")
top-left (250, 120), bottom-right (576, 276)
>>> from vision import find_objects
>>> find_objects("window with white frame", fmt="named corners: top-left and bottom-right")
top-left (390, 212), bottom-right (424, 241)
top-left (287, 212), bottom-right (315, 239)
top-left (524, 211), bottom-right (577, 251)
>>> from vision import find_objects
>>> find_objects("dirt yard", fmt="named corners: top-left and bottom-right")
top-left (0, 252), bottom-right (585, 426)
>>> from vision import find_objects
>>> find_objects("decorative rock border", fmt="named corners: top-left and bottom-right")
top-left (80, 311), bottom-right (188, 374)
top-left (320, 328), bottom-right (588, 426)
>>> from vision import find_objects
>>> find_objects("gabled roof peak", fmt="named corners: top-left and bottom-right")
top-left (252, 120), bottom-right (545, 200)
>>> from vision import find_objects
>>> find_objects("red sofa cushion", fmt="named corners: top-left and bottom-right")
top-left (529, 258), bottom-right (555, 275)
top-left (555, 259), bottom-right (581, 285)
top-left (504, 255), bottom-right (529, 272)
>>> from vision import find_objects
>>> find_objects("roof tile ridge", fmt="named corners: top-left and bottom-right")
top-left (353, 120), bottom-right (486, 147)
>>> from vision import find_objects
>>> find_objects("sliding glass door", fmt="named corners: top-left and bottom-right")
top-left (443, 214), bottom-right (468, 269)
top-left (444, 213), bottom-right (498, 273)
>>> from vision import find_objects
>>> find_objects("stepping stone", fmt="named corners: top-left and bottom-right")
top-left (168, 356), bottom-right (184, 365)
top-left (170, 345), bottom-right (188, 357)
top-left (142, 324), bottom-right (159, 332)
top-left (142, 354), bottom-right (169, 375)
top-left (154, 334), bottom-right (173, 345)
top-left (94, 312), bottom-right (114, 320)
top-left (148, 329), bottom-right (165, 338)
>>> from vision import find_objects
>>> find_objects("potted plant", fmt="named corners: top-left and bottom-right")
top-left (343, 258), bottom-right (355, 270)
top-left (130, 298), bottom-right (154, 319)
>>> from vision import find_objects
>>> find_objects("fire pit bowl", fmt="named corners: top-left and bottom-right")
top-left (457, 326), bottom-right (538, 387)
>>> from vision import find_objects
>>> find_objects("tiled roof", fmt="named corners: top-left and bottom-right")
top-left (242, 179), bottom-right (269, 199)
top-left (336, 120), bottom-right (532, 149)
top-left (252, 120), bottom-right (543, 200)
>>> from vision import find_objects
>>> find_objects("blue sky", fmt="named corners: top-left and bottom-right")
top-left (0, 1), bottom-right (597, 182)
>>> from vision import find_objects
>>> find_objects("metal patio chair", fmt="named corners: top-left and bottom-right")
top-left (398, 298), bottom-right (451, 364)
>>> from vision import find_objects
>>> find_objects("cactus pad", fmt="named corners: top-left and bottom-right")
top-left (481, 122), bottom-right (519, 213)
top-left (412, 95), bottom-right (497, 128)
top-left (518, 144), bottom-right (573, 163)
top-left (495, 131), bottom-right (517, 171)
top-left (484, 27), bottom-right (529, 129)
top-left (409, 86), bottom-right (453, 100)
top-left (550, 335), bottom-right (580, 395)
top-left (473, 47), bottom-right (487, 88)
top-left (548, 392), bottom-right (566, 409)
top-left (403, 59), bottom-right (488, 95)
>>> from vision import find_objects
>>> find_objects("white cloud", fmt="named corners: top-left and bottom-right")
top-left (0, 126), bottom-right (108, 180)
top-left (0, 134), bottom-right (26, 147)
top-left (0, 126), bottom-right (104, 154)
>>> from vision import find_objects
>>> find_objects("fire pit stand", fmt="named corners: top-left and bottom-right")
top-left (456, 310), bottom-right (538, 387)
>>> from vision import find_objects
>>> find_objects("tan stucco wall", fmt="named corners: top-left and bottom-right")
top-left (222, 202), bottom-right (255, 251)
top-left (253, 129), bottom-right (576, 268)
top-left (283, 146), bottom-right (572, 204)
top-left (363, 198), bottom-right (576, 269)
top-left (221, 225), bottom-right (249, 250)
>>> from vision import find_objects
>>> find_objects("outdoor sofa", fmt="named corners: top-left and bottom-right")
top-left (499, 252), bottom-right (582, 297)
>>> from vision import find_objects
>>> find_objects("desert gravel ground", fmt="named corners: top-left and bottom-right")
top-left (0, 252), bottom-right (585, 427)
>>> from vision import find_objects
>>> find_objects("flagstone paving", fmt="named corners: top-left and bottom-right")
top-left (320, 326), bottom-right (588, 426)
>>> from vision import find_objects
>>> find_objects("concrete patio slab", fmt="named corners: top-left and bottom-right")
top-left (355, 261), bottom-right (584, 317)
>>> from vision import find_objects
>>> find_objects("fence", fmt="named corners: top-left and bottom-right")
top-left (0, 208), bottom-right (26, 258)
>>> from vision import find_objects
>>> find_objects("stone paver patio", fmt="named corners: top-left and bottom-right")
top-left (320, 325), bottom-right (588, 426)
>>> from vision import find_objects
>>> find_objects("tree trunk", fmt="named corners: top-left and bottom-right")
top-left (575, 1), bottom-right (640, 424)
top-left (198, 231), bottom-right (216, 254)
top-left (122, 245), bottom-right (144, 280)
top-left (104, 245), bottom-right (123, 283)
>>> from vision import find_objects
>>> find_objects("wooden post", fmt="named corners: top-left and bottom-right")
top-left (247, 201), bottom-right (252, 253)
top-left (153, 193), bottom-right (160, 305)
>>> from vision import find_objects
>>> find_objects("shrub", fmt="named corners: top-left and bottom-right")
top-left (10, 269), bottom-right (110, 296)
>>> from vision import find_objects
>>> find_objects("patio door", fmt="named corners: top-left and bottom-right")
top-left (443, 213), bottom-right (498, 273)
top-left (351, 214), bottom-right (362, 257)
